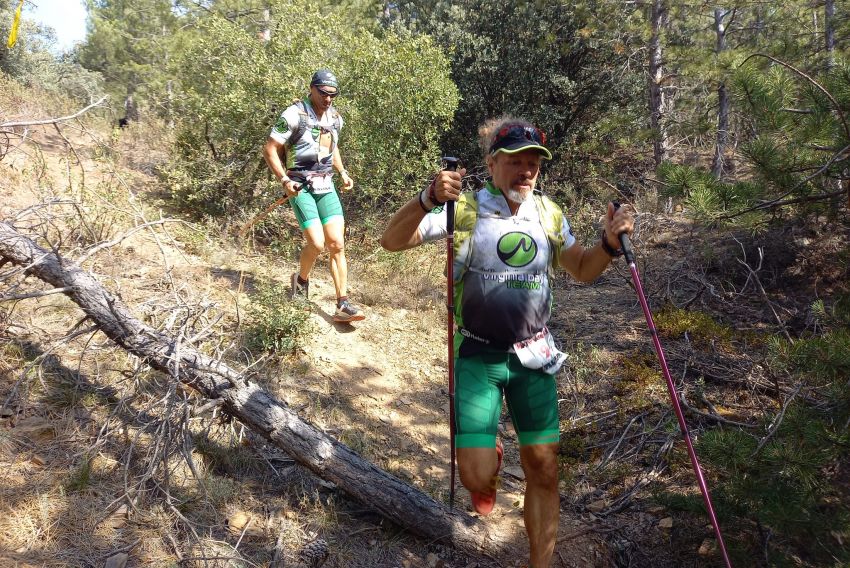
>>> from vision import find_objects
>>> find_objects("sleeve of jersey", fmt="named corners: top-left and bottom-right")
top-left (560, 216), bottom-right (577, 251)
top-left (417, 207), bottom-right (448, 243)
top-left (269, 106), bottom-right (299, 144)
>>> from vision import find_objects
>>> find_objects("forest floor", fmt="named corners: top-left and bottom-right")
top-left (1, 106), bottom-right (844, 567)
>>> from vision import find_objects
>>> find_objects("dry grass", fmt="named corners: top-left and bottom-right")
top-left (0, 80), bottom-right (304, 566)
top-left (0, 80), bottom-right (479, 567)
top-left (351, 235), bottom-right (445, 311)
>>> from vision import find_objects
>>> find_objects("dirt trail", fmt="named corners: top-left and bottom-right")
top-left (1, 121), bottom-right (674, 567)
top-left (287, 261), bottom-right (636, 566)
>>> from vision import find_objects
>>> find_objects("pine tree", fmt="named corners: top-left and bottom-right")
top-left (386, 0), bottom-right (647, 170)
top-left (78, 0), bottom-right (181, 119)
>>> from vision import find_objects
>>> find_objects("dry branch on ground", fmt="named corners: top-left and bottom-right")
top-left (0, 220), bottom-right (504, 559)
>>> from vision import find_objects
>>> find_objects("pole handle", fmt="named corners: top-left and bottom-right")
top-left (238, 180), bottom-right (312, 239)
top-left (442, 157), bottom-right (459, 232)
top-left (612, 200), bottom-right (636, 265)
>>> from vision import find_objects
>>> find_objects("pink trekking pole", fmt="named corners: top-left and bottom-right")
top-left (615, 203), bottom-right (732, 568)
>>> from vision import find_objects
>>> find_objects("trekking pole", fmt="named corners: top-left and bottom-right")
top-left (442, 156), bottom-right (460, 509)
top-left (238, 181), bottom-right (309, 239)
top-left (614, 203), bottom-right (732, 568)
top-left (238, 195), bottom-right (291, 239)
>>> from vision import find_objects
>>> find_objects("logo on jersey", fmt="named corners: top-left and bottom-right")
top-left (497, 232), bottom-right (538, 267)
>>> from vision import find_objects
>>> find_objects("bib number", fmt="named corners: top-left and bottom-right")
top-left (308, 173), bottom-right (334, 195)
top-left (513, 327), bottom-right (567, 375)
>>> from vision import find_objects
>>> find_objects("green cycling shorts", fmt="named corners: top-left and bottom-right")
top-left (291, 186), bottom-right (344, 230)
top-left (454, 348), bottom-right (560, 449)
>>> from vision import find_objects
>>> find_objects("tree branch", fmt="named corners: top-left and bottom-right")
top-left (0, 220), bottom-right (503, 557)
top-left (0, 96), bottom-right (108, 129)
top-left (740, 53), bottom-right (850, 140)
top-left (0, 286), bottom-right (72, 301)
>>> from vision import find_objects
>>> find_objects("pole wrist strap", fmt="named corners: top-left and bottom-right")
top-left (420, 189), bottom-right (437, 212)
top-left (600, 231), bottom-right (624, 257)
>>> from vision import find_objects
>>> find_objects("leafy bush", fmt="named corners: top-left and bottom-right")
top-left (657, 162), bottom-right (765, 220)
top-left (244, 279), bottom-right (312, 353)
top-left (732, 58), bottom-right (850, 218)
top-left (678, 293), bottom-right (850, 565)
top-left (388, 0), bottom-right (647, 173)
top-left (165, 1), bottom-right (457, 218)
top-left (694, 406), bottom-right (849, 565)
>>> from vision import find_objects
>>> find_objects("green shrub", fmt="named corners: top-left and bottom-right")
top-left (244, 279), bottom-right (312, 353)
top-left (65, 458), bottom-right (94, 492)
top-left (656, 162), bottom-right (767, 221)
top-left (166, 1), bottom-right (457, 218)
top-left (693, 406), bottom-right (849, 565)
top-left (686, 293), bottom-right (850, 565)
top-left (653, 305), bottom-right (734, 350)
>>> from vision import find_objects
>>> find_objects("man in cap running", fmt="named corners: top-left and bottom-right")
top-left (263, 69), bottom-right (364, 322)
top-left (381, 116), bottom-right (634, 567)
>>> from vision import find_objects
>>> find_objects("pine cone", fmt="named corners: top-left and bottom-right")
top-left (295, 539), bottom-right (329, 568)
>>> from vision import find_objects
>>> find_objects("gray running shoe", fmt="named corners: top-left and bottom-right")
top-left (333, 299), bottom-right (365, 322)
top-left (290, 273), bottom-right (309, 300)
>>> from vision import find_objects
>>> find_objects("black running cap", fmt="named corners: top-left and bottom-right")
top-left (310, 69), bottom-right (338, 89)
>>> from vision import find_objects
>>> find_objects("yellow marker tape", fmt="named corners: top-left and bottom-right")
top-left (7, 0), bottom-right (25, 49)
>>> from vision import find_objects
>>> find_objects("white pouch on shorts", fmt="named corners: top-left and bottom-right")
top-left (307, 172), bottom-right (334, 195)
top-left (513, 327), bottom-right (567, 375)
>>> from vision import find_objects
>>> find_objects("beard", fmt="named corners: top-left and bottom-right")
top-left (505, 187), bottom-right (532, 203)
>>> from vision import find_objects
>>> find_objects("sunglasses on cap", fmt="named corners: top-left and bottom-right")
top-left (315, 86), bottom-right (339, 98)
top-left (491, 124), bottom-right (546, 149)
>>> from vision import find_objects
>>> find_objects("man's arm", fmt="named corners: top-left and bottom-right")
top-left (263, 138), bottom-right (298, 197)
top-left (380, 168), bottom-right (465, 252)
top-left (559, 203), bottom-right (634, 283)
top-left (379, 196), bottom-right (429, 251)
top-left (332, 146), bottom-right (354, 190)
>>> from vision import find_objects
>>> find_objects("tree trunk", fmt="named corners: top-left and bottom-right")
top-left (261, 7), bottom-right (271, 42)
top-left (648, 0), bottom-right (669, 167)
top-left (825, 0), bottom-right (835, 68)
top-left (0, 222), bottom-right (503, 557)
top-left (712, 82), bottom-right (730, 179)
top-left (124, 94), bottom-right (139, 123)
top-left (711, 7), bottom-right (730, 180)
top-left (753, 5), bottom-right (764, 40)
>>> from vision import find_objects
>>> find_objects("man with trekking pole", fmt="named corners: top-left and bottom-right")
top-left (263, 69), bottom-right (364, 322)
top-left (381, 116), bottom-right (634, 567)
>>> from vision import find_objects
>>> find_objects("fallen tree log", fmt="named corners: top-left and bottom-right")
top-left (0, 221), bottom-right (502, 557)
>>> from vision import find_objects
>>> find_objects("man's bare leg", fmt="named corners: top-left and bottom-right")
top-left (458, 446), bottom-right (500, 494)
top-left (324, 219), bottom-right (346, 298)
top-left (299, 223), bottom-right (325, 281)
top-left (520, 443), bottom-right (560, 567)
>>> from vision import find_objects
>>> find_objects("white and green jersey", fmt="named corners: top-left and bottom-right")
top-left (270, 99), bottom-right (343, 174)
top-left (418, 183), bottom-right (576, 347)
